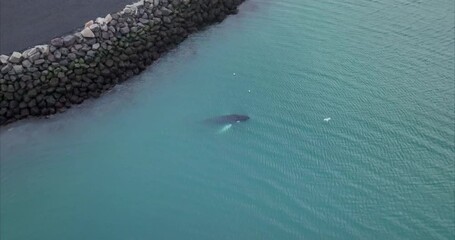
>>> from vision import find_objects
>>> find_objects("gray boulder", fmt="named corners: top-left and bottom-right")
top-left (161, 7), bottom-right (173, 16)
top-left (68, 53), bottom-right (77, 61)
top-left (22, 47), bottom-right (38, 59)
top-left (105, 14), bottom-right (113, 23)
top-left (120, 26), bottom-right (130, 34)
top-left (60, 48), bottom-right (69, 55)
top-left (154, 9), bottom-right (162, 17)
top-left (34, 59), bottom-right (45, 65)
top-left (63, 35), bottom-right (77, 47)
top-left (1, 64), bottom-right (12, 74)
top-left (87, 50), bottom-right (96, 58)
top-left (0, 55), bottom-right (8, 64)
top-left (102, 32), bottom-right (110, 39)
top-left (36, 45), bottom-right (50, 55)
top-left (139, 18), bottom-right (149, 24)
top-left (54, 50), bottom-right (62, 59)
top-left (22, 59), bottom-right (32, 68)
top-left (163, 17), bottom-right (171, 23)
top-left (81, 28), bottom-right (95, 38)
top-left (13, 65), bottom-right (23, 74)
top-left (28, 52), bottom-right (41, 62)
top-left (92, 43), bottom-right (100, 50)
top-left (9, 52), bottom-right (23, 63)
top-left (51, 38), bottom-right (64, 47)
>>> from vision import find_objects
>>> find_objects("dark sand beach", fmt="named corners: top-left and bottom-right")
top-left (0, 0), bottom-right (133, 54)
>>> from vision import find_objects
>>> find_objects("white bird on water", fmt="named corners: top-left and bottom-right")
top-left (324, 117), bottom-right (331, 122)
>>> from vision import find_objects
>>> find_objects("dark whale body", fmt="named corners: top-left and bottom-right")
top-left (204, 114), bottom-right (250, 125)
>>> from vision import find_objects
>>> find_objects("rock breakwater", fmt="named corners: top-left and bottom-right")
top-left (0, 0), bottom-right (244, 125)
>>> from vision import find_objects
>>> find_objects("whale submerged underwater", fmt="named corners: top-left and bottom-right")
top-left (204, 114), bottom-right (250, 133)
top-left (204, 114), bottom-right (250, 125)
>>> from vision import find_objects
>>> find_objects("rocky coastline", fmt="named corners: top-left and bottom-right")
top-left (0, 0), bottom-right (244, 125)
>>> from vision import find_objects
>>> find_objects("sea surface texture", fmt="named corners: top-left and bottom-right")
top-left (1, 0), bottom-right (454, 239)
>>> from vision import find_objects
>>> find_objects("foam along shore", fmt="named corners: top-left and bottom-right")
top-left (0, 0), bottom-right (244, 125)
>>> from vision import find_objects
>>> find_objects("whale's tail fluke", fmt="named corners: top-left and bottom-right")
top-left (218, 124), bottom-right (233, 134)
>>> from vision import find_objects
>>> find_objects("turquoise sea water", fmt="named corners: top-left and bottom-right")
top-left (1, 0), bottom-right (454, 239)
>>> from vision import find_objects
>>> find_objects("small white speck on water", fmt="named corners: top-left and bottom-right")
top-left (233, 73), bottom-right (236, 76)
top-left (248, 90), bottom-right (251, 93)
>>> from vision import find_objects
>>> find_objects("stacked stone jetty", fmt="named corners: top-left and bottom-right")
top-left (0, 0), bottom-right (244, 125)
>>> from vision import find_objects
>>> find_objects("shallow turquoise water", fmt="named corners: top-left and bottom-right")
top-left (1, 0), bottom-right (454, 239)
